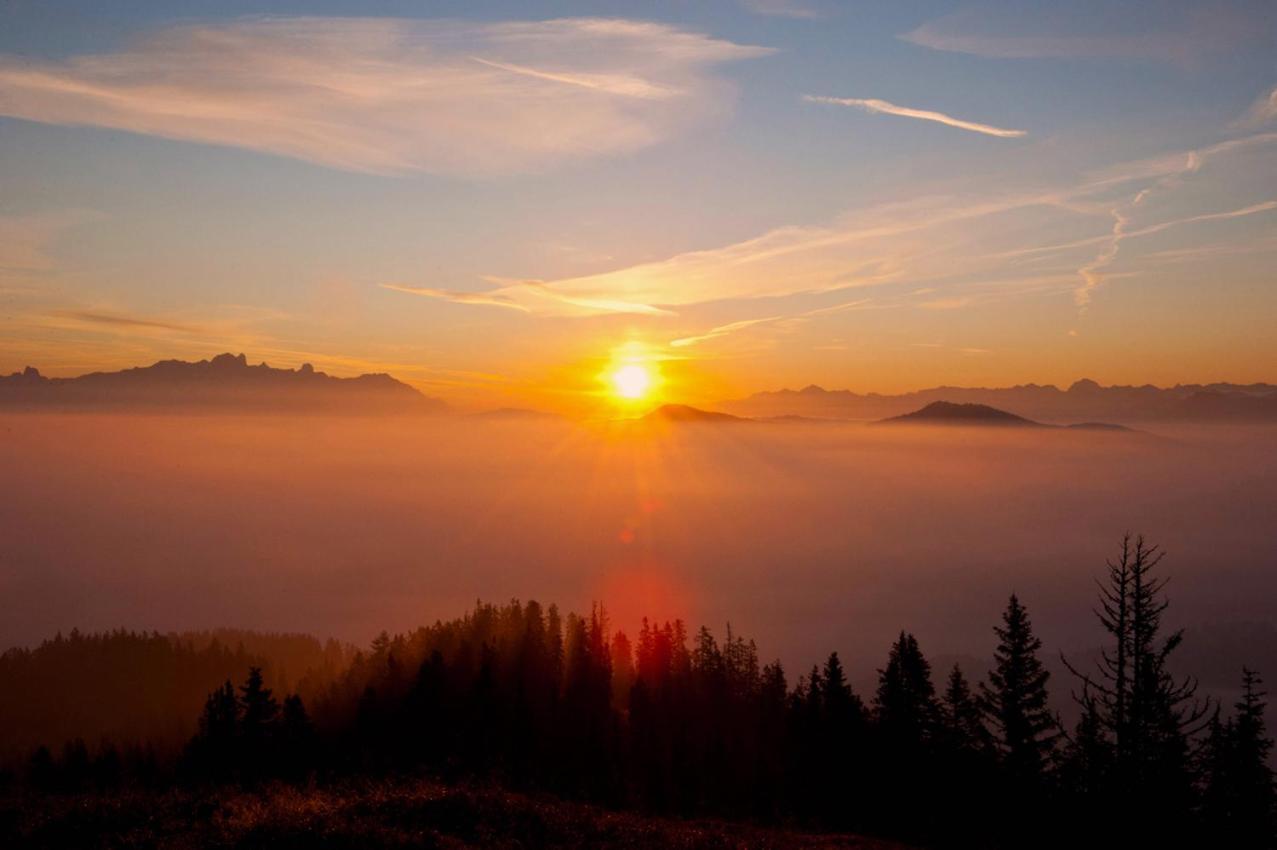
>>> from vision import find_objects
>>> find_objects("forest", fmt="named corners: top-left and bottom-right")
top-left (3, 536), bottom-right (1273, 849)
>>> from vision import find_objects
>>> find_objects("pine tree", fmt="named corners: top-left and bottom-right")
top-left (1200, 709), bottom-right (1236, 838)
top-left (191, 679), bottom-right (240, 779)
top-left (875, 632), bottom-right (938, 749)
top-left (1062, 535), bottom-right (1207, 843)
top-left (1232, 669), bottom-right (1276, 844)
top-left (872, 632), bottom-right (940, 840)
top-left (809, 652), bottom-right (863, 824)
top-left (279, 694), bottom-right (314, 780)
top-left (199, 680), bottom-right (240, 743)
top-left (1059, 686), bottom-right (1112, 799)
top-left (941, 664), bottom-right (990, 754)
top-left (1203, 669), bottom-right (1276, 847)
top-left (239, 667), bottom-right (279, 743)
top-left (936, 665), bottom-right (996, 846)
top-left (980, 595), bottom-right (1057, 782)
top-left (821, 652), bottom-right (866, 730)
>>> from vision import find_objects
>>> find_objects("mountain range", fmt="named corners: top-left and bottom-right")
top-left (720, 379), bottom-right (1277, 423)
top-left (0, 353), bottom-right (446, 414)
top-left (4, 355), bottom-right (1274, 424)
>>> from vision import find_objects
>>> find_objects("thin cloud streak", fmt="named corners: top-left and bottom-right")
top-left (50, 310), bottom-right (204, 334)
top-left (469, 57), bottom-right (678, 99)
top-left (803, 95), bottom-right (1025, 138)
top-left (1236, 85), bottom-right (1277, 129)
top-left (0, 211), bottom-right (92, 275)
top-left (0, 17), bottom-right (770, 176)
top-left (741, 0), bottom-right (821, 19)
top-left (899, 5), bottom-right (1268, 65)
top-left (381, 284), bottom-right (532, 313)
top-left (671, 316), bottom-right (784, 347)
top-left (382, 281), bottom-right (673, 317)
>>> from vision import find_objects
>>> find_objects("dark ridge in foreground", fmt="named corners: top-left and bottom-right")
top-left (0, 780), bottom-right (905, 850)
top-left (0, 353), bottom-right (446, 414)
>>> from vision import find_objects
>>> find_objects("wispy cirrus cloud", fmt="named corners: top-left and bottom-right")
top-left (383, 279), bottom-right (672, 317)
top-left (741, 0), bottom-right (822, 19)
top-left (0, 17), bottom-right (771, 176)
top-left (1236, 85), bottom-right (1277, 129)
top-left (671, 316), bottom-right (785, 348)
top-left (0, 211), bottom-right (92, 276)
top-left (467, 57), bottom-right (678, 99)
top-left (899, 3), bottom-right (1268, 65)
top-left (49, 310), bottom-right (204, 334)
top-left (803, 95), bottom-right (1025, 138)
top-left (1074, 200), bottom-right (1277, 305)
top-left (381, 284), bottom-right (533, 313)
top-left (387, 129), bottom-right (1277, 347)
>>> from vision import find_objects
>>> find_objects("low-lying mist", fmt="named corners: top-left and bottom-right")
top-left (2, 413), bottom-right (1274, 688)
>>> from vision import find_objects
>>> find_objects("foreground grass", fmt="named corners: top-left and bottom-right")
top-left (1, 779), bottom-right (909, 849)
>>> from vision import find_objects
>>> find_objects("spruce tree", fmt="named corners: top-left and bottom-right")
top-left (1204, 669), bottom-right (1276, 847)
top-left (873, 632), bottom-right (940, 840)
top-left (941, 664), bottom-right (990, 754)
top-left (1063, 535), bottom-right (1207, 843)
top-left (980, 594), bottom-right (1057, 782)
top-left (817, 652), bottom-right (865, 827)
top-left (239, 667), bottom-right (279, 744)
top-left (1233, 670), bottom-right (1276, 843)
top-left (199, 680), bottom-right (240, 743)
top-left (821, 652), bottom-right (866, 730)
top-left (193, 680), bottom-right (239, 779)
top-left (875, 632), bottom-right (938, 749)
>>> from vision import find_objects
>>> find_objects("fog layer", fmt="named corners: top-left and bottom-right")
top-left (2, 414), bottom-right (1274, 682)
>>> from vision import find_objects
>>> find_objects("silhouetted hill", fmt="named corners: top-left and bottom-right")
top-left (0, 353), bottom-right (445, 414)
top-left (639, 403), bottom-right (747, 424)
top-left (722, 379), bottom-right (1277, 423)
top-left (878, 401), bottom-right (1134, 431)
top-left (470, 407), bottom-right (565, 422)
top-left (879, 401), bottom-right (1041, 426)
top-left (1065, 421), bottom-right (1134, 432)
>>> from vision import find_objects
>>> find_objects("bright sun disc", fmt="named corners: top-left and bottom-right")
top-left (611, 364), bottom-right (652, 400)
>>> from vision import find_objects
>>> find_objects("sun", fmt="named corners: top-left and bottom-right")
top-left (610, 363), bottom-right (652, 400)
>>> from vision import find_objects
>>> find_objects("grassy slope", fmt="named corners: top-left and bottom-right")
top-left (2, 778), bottom-right (911, 849)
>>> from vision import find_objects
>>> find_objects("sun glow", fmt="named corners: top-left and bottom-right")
top-left (601, 342), bottom-right (664, 406)
top-left (611, 363), bottom-right (652, 400)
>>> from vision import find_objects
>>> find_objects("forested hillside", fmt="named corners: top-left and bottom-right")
top-left (4, 537), bottom-right (1273, 848)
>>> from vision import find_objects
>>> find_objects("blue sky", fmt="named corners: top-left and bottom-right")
top-left (1, 0), bottom-right (1275, 410)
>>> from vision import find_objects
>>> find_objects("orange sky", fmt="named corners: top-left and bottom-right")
top-left (2, 5), bottom-right (1275, 414)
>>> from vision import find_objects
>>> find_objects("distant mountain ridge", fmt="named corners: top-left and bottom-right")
top-left (0, 353), bottom-right (446, 414)
top-left (878, 401), bottom-right (1131, 431)
top-left (722, 379), bottom-right (1277, 423)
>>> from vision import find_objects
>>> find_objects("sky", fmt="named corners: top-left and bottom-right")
top-left (1, 0), bottom-right (1275, 414)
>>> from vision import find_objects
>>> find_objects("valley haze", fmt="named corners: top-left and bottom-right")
top-left (1, 355), bottom-right (1274, 705)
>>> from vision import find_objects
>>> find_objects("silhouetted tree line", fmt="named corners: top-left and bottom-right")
top-left (0, 628), bottom-right (349, 761)
top-left (11, 536), bottom-right (1276, 848)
